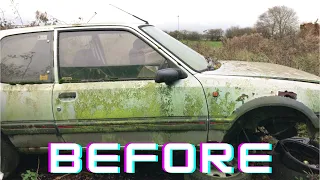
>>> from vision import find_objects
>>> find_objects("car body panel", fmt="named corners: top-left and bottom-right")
top-left (203, 60), bottom-right (320, 83)
top-left (52, 78), bottom-right (208, 146)
top-left (0, 83), bottom-right (57, 134)
top-left (0, 83), bottom-right (63, 147)
top-left (0, 23), bottom-right (144, 37)
top-left (195, 73), bottom-right (320, 141)
top-left (196, 74), bottom-right (320, 118)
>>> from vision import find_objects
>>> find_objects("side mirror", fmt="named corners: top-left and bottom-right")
top-left (155, 68), bottom-right (188, 85)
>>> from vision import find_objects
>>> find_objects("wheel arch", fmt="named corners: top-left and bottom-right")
top-left (222, 96), bottom-right (319, 143)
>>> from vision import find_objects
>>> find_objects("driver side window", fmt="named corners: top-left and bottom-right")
top-left (58, 30), bottom-right (173, 83)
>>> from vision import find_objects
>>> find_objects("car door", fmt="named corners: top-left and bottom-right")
top-left (52, 26), bottom-right (208, 146)
top-left (0, 31), bottom-right (62, 148)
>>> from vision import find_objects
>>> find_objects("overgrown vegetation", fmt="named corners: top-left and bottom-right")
top-left (21, 170), bottom-right (38, 180)
top-left (185, 32), bottom-right (319, 76)
top-left (166, 6), bottom-right (320, 76)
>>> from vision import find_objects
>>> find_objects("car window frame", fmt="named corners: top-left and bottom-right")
top-left (56, 27), bottom-right (178, 84)
top-left (139, 25), bottom-right (209, 73)
top-left (0, 30), bottom-right (54, 84)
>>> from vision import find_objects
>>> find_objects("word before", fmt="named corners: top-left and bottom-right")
top-left (48, 143), bottom-right (272, 174)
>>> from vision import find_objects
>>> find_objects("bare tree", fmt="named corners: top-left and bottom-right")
top-left (204, 29), bottom-right (224, 41)
top-left (225, 26), bottom-right (256, 39)
top-left (0, 8), bottom-right (15, 30)
top-left (188, 31), bottom-right (201, 41)
top-left (29, 10), bottom-right (61, 26)
top-left (168, 30), bottom-right (180, 39)
top-left (10, 0), bottom-right (23, 25)
top-left (255, 6), bottom-right (299, 39)
top-left (180, 30), bottom-right (190, 40)
top-left (1, 10), bottom-right (62, 30)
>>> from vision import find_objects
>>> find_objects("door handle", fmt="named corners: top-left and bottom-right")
top-left (58, 92), bottom-right (77, 99)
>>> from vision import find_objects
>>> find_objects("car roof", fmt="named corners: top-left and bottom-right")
top-left (0, 23), bottom-right (150, 38)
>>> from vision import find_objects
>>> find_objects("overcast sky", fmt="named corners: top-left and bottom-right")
top-left (1, 0), bottom-right (319, 31)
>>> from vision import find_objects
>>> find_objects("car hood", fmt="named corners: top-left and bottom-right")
top-left (202, 60), bottom-right (320, 83)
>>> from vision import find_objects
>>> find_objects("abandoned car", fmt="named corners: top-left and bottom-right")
top-left (0, 23), bottom-right (319, 179)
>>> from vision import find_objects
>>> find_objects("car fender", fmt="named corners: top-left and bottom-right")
top-left (222, 96), bottom-right (319, 142)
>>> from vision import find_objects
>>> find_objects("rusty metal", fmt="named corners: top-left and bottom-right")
top-left (278, 91), bottom-right (297, 100)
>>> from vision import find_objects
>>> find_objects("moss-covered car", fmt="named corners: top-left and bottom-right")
top-left (1, 23), bottom-right (319, 178)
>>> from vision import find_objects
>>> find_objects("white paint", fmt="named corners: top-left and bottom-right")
top-left (203, 60), bottom-right (320, 83)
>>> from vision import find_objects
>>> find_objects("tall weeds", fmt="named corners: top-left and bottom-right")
top-left (186, 32), bottom-right (320, 76)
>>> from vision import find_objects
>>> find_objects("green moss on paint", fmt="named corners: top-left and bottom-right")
top-left (3, 84), bottom-right (53, 121)
top-left (184, 92), bottom-right (205, 117)
top-left (55, 82), bottom-right (207, 121)
top-left (207, 88), bottom-right (237, 118)
top-left (305, 89), bottom-right (320, 112)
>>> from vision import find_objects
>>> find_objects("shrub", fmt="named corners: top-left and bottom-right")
top-left (186, 32), bottom-right (319, 76)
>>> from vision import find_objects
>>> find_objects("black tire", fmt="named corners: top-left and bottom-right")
top-left (1, 135), bottom-right (20, 179)
top-left (270, 152), bottom-right (312, 180)
top-left (184, 170), bottom-right (252, 180)
top-left (274, 139), bottom-right (319, 174)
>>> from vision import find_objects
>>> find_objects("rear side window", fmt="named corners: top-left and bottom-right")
top-left (0, 31), bottom-right (53, 84)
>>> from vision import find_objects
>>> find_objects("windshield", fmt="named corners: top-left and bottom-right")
top-left (141, 26), bottom-right (208, 72)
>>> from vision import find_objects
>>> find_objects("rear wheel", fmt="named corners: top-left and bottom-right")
top-left (1, 135), bottom-right (20, 179)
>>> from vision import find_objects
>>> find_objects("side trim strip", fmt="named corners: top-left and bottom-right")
top-left (18, 144), bottom-right (203, 154)
top-left (1, 116), bottom-right (208, 135)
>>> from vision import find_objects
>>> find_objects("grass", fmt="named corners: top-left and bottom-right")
top-left (180, 40), bottom-right (222, 48)
top-left (207, 41), bottom-right (222, 47)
